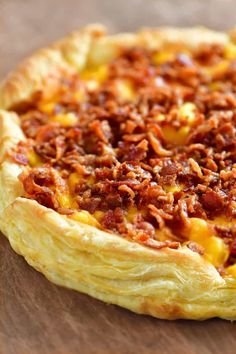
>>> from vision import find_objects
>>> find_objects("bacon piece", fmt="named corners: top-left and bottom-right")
top-left (35, 123), bottom-right (59, 143)
top-left (176, 199), bottom-right (189, 225)
top-left (230, 240), bottom-right (236, 255)
top-left (186, 241), bottom-right (204, 255)
top-left (201, 190), bottom-right (225, 212)
top-left (21, 110), bottom-right (48, 138)
top-left (189, 158), bottom-right (203, 178)
top-left (57, 207), bottom-right (74, 215)
top-left (148, 204), bottom-right (173, 229)
top-left (147, 132), bottom-right (172, 157)
top-left (194, 44), bottom-right (224, 65)
top-left (141, 237), bottom-right (179, 250)
top-left (19, 169), bottom-right (59, 209)
top-left (101, 208), bottom-right (124, 230)
top-left (134, 220), bottom-right (156, 237)
top-left (123, 133), bottom-right (146, 142)
top-left (19, 167), bottom-right (67, 210)
top-left (118, 184), bottom-right (135, 199)
top-left (160, 160), bottom-right (178, 176)
top-left (119, 143), bottom-right (147, 162)
top-left (89, 120), bottom-right (113, 143)
top-left (11, 153), bottom-right (29, 165)
top-left (78, 196), bottom-right (101, 214)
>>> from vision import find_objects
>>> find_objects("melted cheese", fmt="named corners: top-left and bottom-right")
top-left (204, 60), bottom-right (229, 77)
top-left (153, 51), bottom-right (175, 65)
top-left (224, 43), bottom-right (236, 60)
top-left (161, 103), bottom-right (196, 145)
top-left (164, 184), bottom-right (183, 193)
top-left (28, 150), bottom-right (42, 167)
top-left (179, 102), bottom-right (196, 124)
top-left (188, 218), bottom-right (229, 268)
top-left (57, 193), bottom-right (77, 209)
top-left (162, 126), bottom-right (190, 145)
top-left (116, 79), bottom-right (135, 101)
top-left (208, 81), bottom-right (222, 91)
top-left (226, 264), bottom-right (236, 277)
top-left (208, 216), bottom-right (235, 228)
top-left (93, 210), bottom-right (104, 221)
top-left (80, 64), bottom-right (108, 90)
top-left (126, 207), bottom-right (147, 223)
top-left (51, 112), bottom-right (78, 127)
top-left (204, 236), bottom-right (229, 267)
top-left (68, 172), bottom-right (82, 192)
top-left (70, 210), bottom-right (100, 227)
top-left (38, 101), bottom-right (56, 114)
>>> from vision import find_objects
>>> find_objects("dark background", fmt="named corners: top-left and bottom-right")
top-left (1, 1), bottom-right (236, 353)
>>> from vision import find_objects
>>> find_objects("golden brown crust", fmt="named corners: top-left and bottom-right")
top-left (0, 110), bottom-right (25, 211)
top-left (139, 26), bottom-right (229, 49)
top-left (87, 26), bottom-right (229, 67)
top-left (2, 197), bottom-right (235, 321)
top-left (0, 24), bottom-right (106, 110)
top-left (0, 25), bottom-right (236, 320)
top-left (0, 25), bottom-right (230, 110)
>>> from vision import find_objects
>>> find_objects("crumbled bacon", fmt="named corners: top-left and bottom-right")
top-left (230, 240), bottom-right (236, 255)
top-left (186, 241), bottom-right (204, 255)
top-left (11, 44), bottom-right (236, 253)
top-left (21, 111), bottom-right (48, 138)
top-left (140, 237), bottom-right (179, 250)
top-left (11, 153), bottom-right (29, 165)
top-left (200, 190), bottom-right (225, 212)
top-left (160, 160), bottom-right (178, 176)
top-left (19, 167), bottom-right (66, 210)
top-left (193, 44), bottom-right (224, 65)
top-left (147, 132), bottom-right (172, 156)
top-left (102, 208), bottom-right (124, 230)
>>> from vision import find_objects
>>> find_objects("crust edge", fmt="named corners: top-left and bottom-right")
top-left (0, 25), bottom-right (232, 110)
top-left (1, 25), bottom-right (236, 320)
top-left (2, 197), bottom-right (235, 321)
top-left (0, 24), bottom-right (106, 110)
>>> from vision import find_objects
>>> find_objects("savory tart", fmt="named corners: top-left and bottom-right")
top-left (1, 24), bottom-right (236, 320)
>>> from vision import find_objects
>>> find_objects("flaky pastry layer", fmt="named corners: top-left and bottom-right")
top-left (1, 25), bottom-right (236, 320)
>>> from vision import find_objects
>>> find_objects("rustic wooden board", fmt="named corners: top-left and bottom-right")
top-left (1, 0), bottom-right (236, 353)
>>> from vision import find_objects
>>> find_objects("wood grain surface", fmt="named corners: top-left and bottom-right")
top-left (1, 1), bottom-right (236, 353)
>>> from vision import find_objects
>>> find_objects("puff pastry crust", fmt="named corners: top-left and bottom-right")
top-left (1, 24), bottom-right (236, 320)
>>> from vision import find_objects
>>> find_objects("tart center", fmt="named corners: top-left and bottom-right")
top-left (11, 43), bottom-right (236, 276)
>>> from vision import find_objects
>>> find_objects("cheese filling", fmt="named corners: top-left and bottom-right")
top-left (11, 43), bottom-right (236, 277)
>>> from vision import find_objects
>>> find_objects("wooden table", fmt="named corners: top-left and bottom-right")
top-left (1, 1), bottom-right (236, 353)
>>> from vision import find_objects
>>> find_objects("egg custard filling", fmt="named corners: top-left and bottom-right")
top-left (10, 43), bottom-right (236, 277)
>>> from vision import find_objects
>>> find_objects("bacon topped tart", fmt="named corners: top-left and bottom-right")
top-left (2, 25), bottom-right (236, 320)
